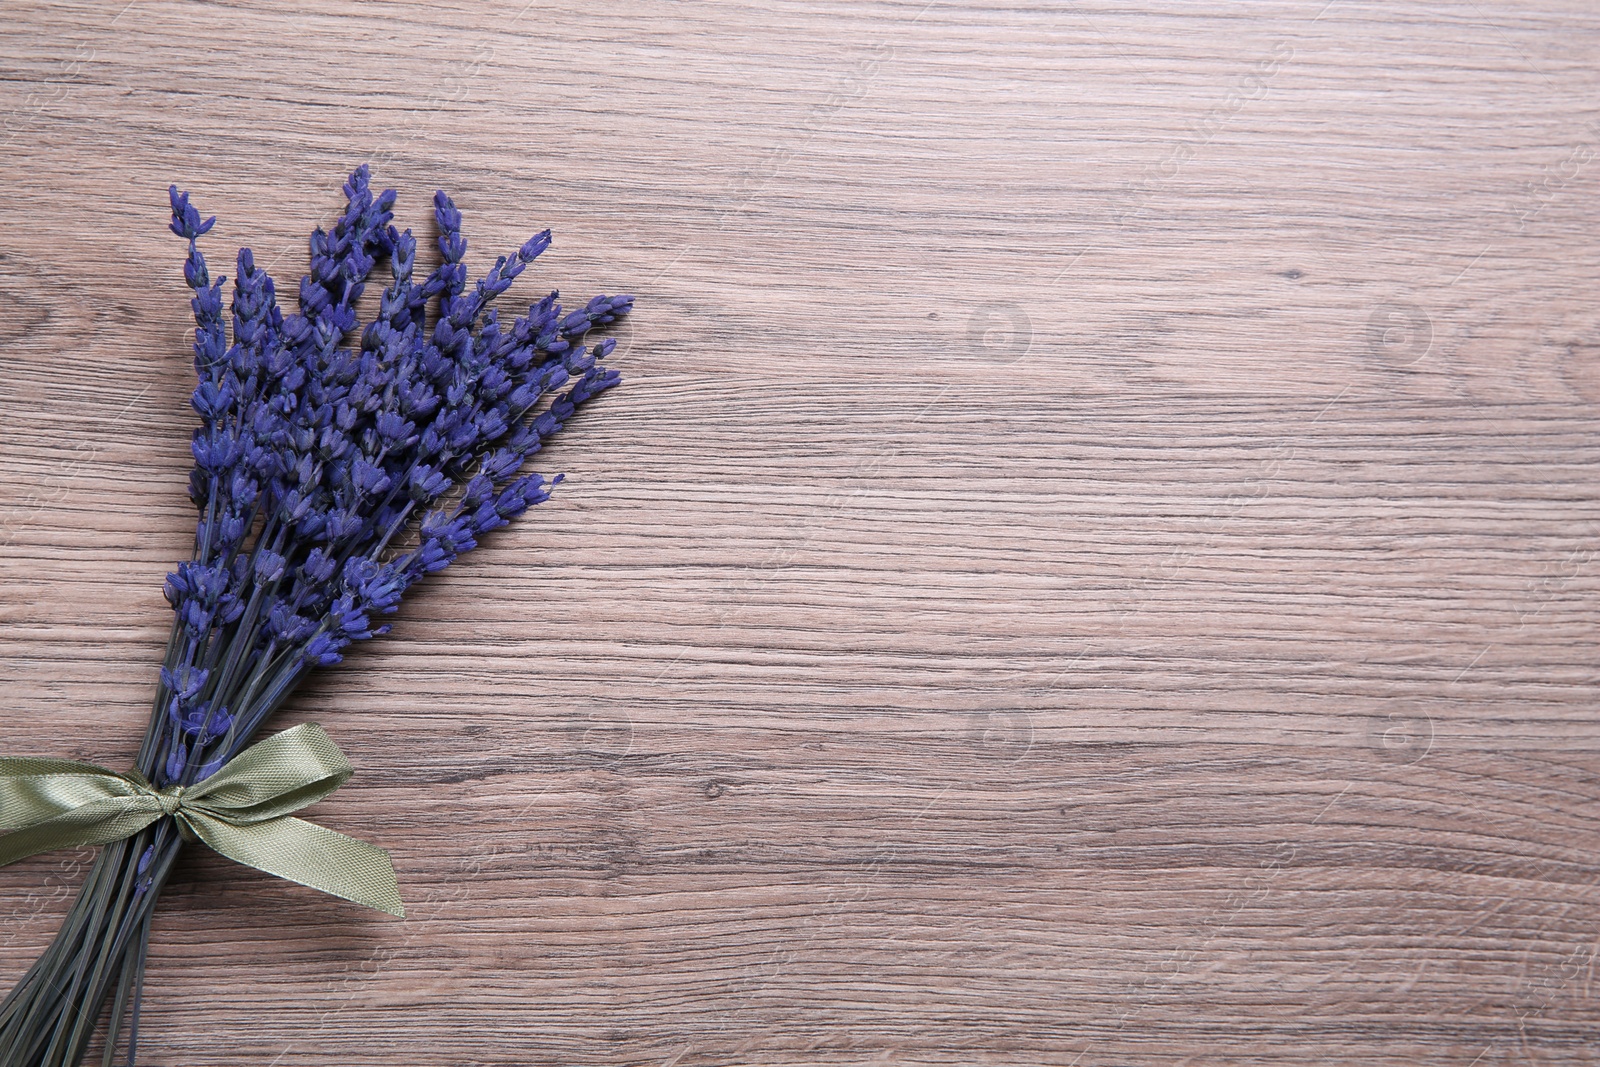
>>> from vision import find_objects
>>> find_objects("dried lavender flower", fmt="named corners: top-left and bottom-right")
top-left (0, 165), bottom-right (632, 1067)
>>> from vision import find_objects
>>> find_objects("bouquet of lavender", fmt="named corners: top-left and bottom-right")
top-left (0, 166), bottom-right (631, 1066)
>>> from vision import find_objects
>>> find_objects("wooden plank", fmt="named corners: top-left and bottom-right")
top-left (1, 1), bottom-right (1597, 1063)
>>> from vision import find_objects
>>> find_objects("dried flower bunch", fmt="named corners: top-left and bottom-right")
top-left (0, 165), bottom-right (631, 1066)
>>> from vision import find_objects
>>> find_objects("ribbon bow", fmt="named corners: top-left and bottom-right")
top-left (0, 722), bottom-right (404, 917)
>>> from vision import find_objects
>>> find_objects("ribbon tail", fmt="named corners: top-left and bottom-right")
top-left (184, 812), bottom-right (405, 918)
top-left (0, 796), bottom-right (166, 868)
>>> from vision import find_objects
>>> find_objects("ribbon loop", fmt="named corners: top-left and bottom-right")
top-left (0, 723), bottom-right (403, 917)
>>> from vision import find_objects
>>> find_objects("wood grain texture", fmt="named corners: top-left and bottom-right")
top-left (1, 1), bottom-right (1598, 1064)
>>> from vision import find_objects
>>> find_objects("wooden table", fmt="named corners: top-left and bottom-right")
top-left (1, 2), bottom-right (1597, 1064)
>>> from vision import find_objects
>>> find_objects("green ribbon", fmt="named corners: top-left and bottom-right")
top-left (0, 722), bottom-right (404, 917)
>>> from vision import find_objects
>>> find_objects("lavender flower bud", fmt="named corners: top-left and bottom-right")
top-left (181, 600), bottom-right (214, 633)
top-left (191, 380), bottom-right (233, 420)
top-left (412, 539), bottom-right (452, 573)
top-left (167, 186), bottom-right (216, 239)
top-left (164, 741), bottom-right (188, 784)
top-left (192, 427), bottom-right (241, 472)
top-left (408, 464), bottom-right (450, 501)
top-left (201, 704), bottom-right (233, 742)
top-left (375, 411), bottom-right (414, 445)
top-left (480, 449), bottom-right (522, 482)
top-left (328, 593), bottom-right (373, 640)
top-left (323, 508), bottom-right (364, 540)
top-left (254, 550), bottom-right (287, 583)
top-left (433, 191), bottom-right (465, 263)
top-left (352, 457), bottom-right (391, 496)
top-left (160, 665), bottom-right (209, 702)
top-left (300, 547), bottom-right (337, 584)
top-left (460, 474), bottom-right (493, 510)
top-left (266, 602), bottom-right (318, 644)
top-left (471, 500), bottom-right (507, 533)
top-left (493, 475), bottom-right (553, 522)
top-left (302, 631), bottom-right (344, 667)
top-left (519, 230), bottom-right (552, 262)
